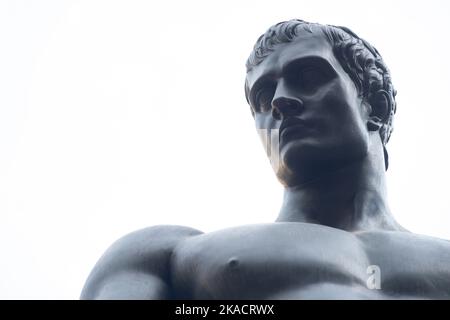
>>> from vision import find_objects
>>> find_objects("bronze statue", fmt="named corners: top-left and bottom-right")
top-left (81, 19), bottom-right (450, 299)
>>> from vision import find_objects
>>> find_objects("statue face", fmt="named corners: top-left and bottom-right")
top-left (245, 31), bottom-right (371, 186)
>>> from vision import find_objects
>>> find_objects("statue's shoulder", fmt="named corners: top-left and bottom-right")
top-left (80, 225), bottom-right (203, 299)
top-left (121, 224), bottom-right (204, 244)
top-left (101, 225), bottom-right (204, 264)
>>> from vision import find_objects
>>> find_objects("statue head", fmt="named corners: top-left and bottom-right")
top-left (244, 19), bottom-right (397, 186)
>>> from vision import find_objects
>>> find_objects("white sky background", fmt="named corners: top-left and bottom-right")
top-left (1, 0), bottom-right (450, 299)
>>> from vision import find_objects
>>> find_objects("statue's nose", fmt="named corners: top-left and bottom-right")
top-left (271, 96), bottom-right (304, 120)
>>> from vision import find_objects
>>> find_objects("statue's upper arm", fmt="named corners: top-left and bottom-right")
top-left (80, 225), bottom-right (202, 299)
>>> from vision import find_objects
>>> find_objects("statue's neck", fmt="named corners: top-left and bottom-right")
top-left (276, 150), bottom-right (405, 232)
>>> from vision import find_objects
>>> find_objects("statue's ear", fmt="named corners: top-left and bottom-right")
top-left (367, 90), bottom-right (392, 132)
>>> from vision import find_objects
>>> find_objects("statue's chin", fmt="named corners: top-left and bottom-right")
top-left (277, 142), bottom-right (322, 178)
top-left (275, 147), bottom-right (366, 188)
top-left (274, 157), bottom-right (321, 188)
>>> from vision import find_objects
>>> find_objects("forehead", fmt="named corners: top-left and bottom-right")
top-left (246, 31), bottom-right (340, 90)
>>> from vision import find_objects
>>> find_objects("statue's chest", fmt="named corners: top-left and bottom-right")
top-left (171, 223), bottom-right (374, 299)
top-left (172, 224), bottom-right (450, 299)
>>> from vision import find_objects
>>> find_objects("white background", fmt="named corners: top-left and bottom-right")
top-left (1, 0), bottom-right (449, 299)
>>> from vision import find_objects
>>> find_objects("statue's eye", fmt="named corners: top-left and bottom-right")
top-left (300, 67), bottom-right (328, 91)
top-left (286, 63), bottom-right (332, 93)
top-left (255, 88), bottom-right (274, 113)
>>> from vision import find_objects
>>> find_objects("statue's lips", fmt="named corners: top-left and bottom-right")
top-left (279, 119), bottom-right (309, 141)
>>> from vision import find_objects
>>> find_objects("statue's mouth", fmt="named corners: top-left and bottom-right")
top-left (279, 118), bottom-right (309, 141)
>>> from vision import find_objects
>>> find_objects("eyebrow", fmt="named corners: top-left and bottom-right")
top-left (281, 56), bottom-right (336, 75)
top-left (248, 55), bottom-right (337, 105)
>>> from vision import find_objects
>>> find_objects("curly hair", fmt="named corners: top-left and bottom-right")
top-left (245, 19), bottom-right (397, 169)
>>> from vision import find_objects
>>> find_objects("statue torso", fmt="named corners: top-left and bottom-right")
top-left (170, 223), bottom-right (450, 299)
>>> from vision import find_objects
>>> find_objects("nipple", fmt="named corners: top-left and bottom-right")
top-left (227, 257), bottom-right (240, 268)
